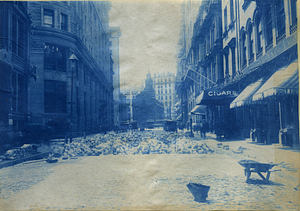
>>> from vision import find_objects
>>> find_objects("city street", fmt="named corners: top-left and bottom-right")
top-left (0, 130), bottom-right (299, 210)
top-left (1, 1), bottom-right (299, 210)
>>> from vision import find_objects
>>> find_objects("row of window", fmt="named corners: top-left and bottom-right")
top-left (157, 89), bottom-right (172, 94)
top-left (157, 95), bottom-right (172, 100)
top-left (154, 77), bottom-right (173, 83)
top-left (44, 44), bottom-right (67, 72)
top-left (240, 0), bottom-right (297, 68)
top-left (163, 101), bottom-right (172, 107)
top-left (43, 8), bottom-right (68, 31)
top-left (42, 7), bottom-right (110, 72)
top-left (223, 0), bottom-right (235, 32)
top-left (156, 84), bottom-right (172, 89)
top-left (11, 13), bottom-right (27, 59)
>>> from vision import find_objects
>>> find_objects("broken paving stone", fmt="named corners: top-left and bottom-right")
top-left (58, 131), bottom-right (215, 157)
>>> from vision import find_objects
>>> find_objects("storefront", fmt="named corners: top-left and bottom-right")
top-left (230, 78), bottom-right (268, 139)
top-left (252, 62), bottom-right (299, 147)
top-left (189, 105), bottom-right (206, 132)
top-left (196, 87), bottom-right (239, 138)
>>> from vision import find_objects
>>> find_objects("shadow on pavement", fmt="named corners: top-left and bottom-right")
top-left (247, 141), bottom-right (273, 146)
top-left (214, 138), bottom-right (247, 142)
top-left (246, 179), bottom-right (284, 186)
top-left (275, 147), bottom-right (300, 153)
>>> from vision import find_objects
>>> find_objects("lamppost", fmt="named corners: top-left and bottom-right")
top-left (68, 52), bottom-right (78, 143)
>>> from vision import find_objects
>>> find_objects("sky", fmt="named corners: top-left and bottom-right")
top-left (109, 1), bottom-right (183, 89)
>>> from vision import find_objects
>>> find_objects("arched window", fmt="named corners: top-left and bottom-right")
top-left (248, 23), bottom-right (254, 63)
top-left (265, 4), bottom-right (273, 50)
top-left (231, 47), bottom-right (236, 76)
top-left (275, 0), bottom-right (286, 42)
top-left (241, 30), bottom-right (247, 68)
top-left (256, 13), bottom-right (263, 57)
top-left (224, 52), bottom-right (229, 77)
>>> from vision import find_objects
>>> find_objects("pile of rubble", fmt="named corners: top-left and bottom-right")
top-left (55, 131), bottom-right (214, 158)
top-left (0, 144), bottom-right (38, 161)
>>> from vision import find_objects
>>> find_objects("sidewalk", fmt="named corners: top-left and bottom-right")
top-left (192, 132), bottom-right (300, 188)
top-left (0, 145), bottom-right (52, 169)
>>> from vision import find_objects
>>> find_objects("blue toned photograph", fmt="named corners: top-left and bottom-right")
top-left (0, 0), bottom-right (299, 210)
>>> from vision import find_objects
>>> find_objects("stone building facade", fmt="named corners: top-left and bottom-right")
top-left (177, 0), bottom-right (298, 146)
top-left (227, 0), bottom-right (298, 145)
top-left (27, 1), bottom-right (114, 135)
top-left (177, 0), bottom-right (223, 129)
top-left (0, 2), bottom-right (32, 149)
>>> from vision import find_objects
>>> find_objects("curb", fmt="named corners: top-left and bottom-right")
top-left (0, 151), bottom-right (52, 169)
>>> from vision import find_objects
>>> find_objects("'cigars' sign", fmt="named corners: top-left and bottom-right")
top-left (208, 91), bottom-right (238, 97)
top-left (196, 89), bottom-right (239, 105)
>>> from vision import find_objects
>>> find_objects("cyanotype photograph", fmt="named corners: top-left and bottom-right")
top-left (0, 0), bottom-right (299, 210)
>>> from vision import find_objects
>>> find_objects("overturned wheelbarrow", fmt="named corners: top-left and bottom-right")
top-left (238, 160), bottom-right (280, 182)
top-left (187, 183), bottom-right (210, 202)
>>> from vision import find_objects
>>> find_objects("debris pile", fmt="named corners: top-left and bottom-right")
top-left (59, 131), bottom-right (215, 158)
top-left (0, 144), bottom-right (38, 161)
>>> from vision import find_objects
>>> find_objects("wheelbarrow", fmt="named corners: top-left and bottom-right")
top-left (238, 160), bottom-right (280, 182)
top-left (187, 183), bottom-right (210, 202)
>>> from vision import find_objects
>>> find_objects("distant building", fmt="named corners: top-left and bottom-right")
top-left (132, 73), bottom-right (164, 125)
top-left (109, 27), bottom-right (122, 127)
top-left (0, 1), bottom-right (32, 149)
top-left (153, 72), bottom-right (177, 119)
top-left (27, 1), bottom-right (114, 135)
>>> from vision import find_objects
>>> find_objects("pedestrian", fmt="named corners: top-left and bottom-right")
top-left (200, 122), bottom-right (205, 138)
top-left (203, 122), bottom-right (208, 139)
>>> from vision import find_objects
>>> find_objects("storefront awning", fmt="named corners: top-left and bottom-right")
top-left (189, 105), bottom-right (206, 115)
top-left (230, 78), bottom-right (265, 108)
top-left (253, 62), bottom-right (298, 101)
top-left (196, 87), bottom-right (238, 106)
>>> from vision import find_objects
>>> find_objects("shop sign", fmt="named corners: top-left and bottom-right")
top-left (196, 88), bottom-right (239, 105)
top-left (208, 90), bottom-right (238, 97)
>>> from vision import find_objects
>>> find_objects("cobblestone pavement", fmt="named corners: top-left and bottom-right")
top-left (0, 132), bottom-right (299, 210)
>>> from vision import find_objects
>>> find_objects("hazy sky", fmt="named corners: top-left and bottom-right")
top-left (109, 1), bottom-right (182, 89)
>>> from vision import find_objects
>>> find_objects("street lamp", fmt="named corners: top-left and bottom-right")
top-left (68, 52), bottom-right (78, 143)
